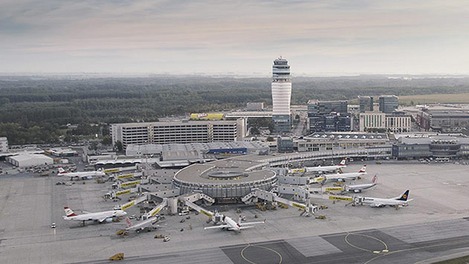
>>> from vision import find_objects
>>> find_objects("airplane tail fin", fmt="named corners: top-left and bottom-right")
top-left (64, 207), bottom-right (77, 217)
top-left (339, 159), bottom-right (346, 166)
top-left (396, 190), bottom-right (410, 201)
top-left (125, 217), bottom-right (132, 228)
top-left (371, 174), bottom-right (378, 184)
top-left (359, 165), bottom-right (367, 173)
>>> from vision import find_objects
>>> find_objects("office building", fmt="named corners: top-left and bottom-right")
top-left (379, 95), bottom-right (399, 113)
top-left (359, 96), bottom-right (374, 112)
top-left (359, 112), bottom-right (411, 132)
top-left (0, 137), bottom-right (8, 153)
top-left (271, 57), bottom-right (292, 133)
top-left (308, 100), bottom-right (348, 116)
top-left (307, 100), bottom-right (351, 132)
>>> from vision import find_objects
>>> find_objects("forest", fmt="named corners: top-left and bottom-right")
top-left (1, 74), bottom-right (469, 145)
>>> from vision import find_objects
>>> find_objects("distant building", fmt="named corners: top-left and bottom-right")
top-left (111, 119), bottom-right (246, 149)
top-left (48, 147), bottom-right (77, 157)
top-left (347, 104), bottom-right (360, 131)
top-left (379, 95), bottom-right (399, 113)
top-left (308, 100), bottom-right (348, 116)
top-left (359, 112), bottom-right (411, 132)
top-left (307, 100), bottom-right (351, 132)
top-left (359, 112), bottom-right (386, 132)
top-left (246, 102), bottom-right (265, 111)
top-left (277, 137), bottom-right (294, 153)
top-left (359, 96), bottom-right (374, 112)
top-left (189, 113), bottom-right (224, 120)
top-left (417, 105), bottom-right (469, 132)
top-left (0, 137), bottom-right (8, 153)
top-left (295, 132), bottom-right (389, 152)
top-left (392, 134), bottom-right (469, 160)
top-left (271, 57), bottom-right (292, 133)
top-left (125, 141), bottom-right (269, 157)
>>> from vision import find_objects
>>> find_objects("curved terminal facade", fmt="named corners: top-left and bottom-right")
top-left (172, 157), bottom-right (277, 203)
top-left (172, 147), bottom-right (393, 203)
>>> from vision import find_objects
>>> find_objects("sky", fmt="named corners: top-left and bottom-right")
top-left (1, 0), bottom-right (469, 76)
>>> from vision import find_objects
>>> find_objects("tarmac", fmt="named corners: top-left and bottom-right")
top-left (1, 160), bottom-right (469, 263)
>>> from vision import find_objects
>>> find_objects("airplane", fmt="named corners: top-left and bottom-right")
top-left (357, 190), bottom-right (412, 208)
top-left (304, 159), bottom-right (347, 173)
top-left (57, 167), bottom-right (106, 180)
top-left (321, 165), bottom-right (367, 183)
top-left (63, 207), bottom-right (127, 225)
top-left (123, 216), bottom-right (159, 233)
top-left (344, 174), bottom-right (377, 193)
top-left (204, 214), bottom-right (265, 232)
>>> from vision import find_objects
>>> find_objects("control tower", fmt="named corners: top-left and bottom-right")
top-left (271, 57), bottom-right (292, 133)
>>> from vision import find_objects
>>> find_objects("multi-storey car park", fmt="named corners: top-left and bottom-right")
top-left (110, 119), bottom-right (246, 149)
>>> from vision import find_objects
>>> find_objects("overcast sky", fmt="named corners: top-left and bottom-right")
top-left (1, 0), bottom-right (468, 76)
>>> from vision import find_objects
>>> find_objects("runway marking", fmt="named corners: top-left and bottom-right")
top-left (344, 232), bottom-right (389, 253)
top-left (363, 237), bottom-right (469, 264)
top-left (240, 243), bottom-right (283, 264)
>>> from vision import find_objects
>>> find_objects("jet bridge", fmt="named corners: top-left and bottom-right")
top-left (178, 192), bottom-right (218, 220)
top-left (119, 193), bottom-right (150, 211)
top-left (178, 191), bottom-right (215, 205)
top-left (142, 198), bottom-right (168, 219)
top-left (104, 187), bottom-right (140, 200)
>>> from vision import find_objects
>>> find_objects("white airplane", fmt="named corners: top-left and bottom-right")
top-left (345, 175), bottom-right (377, 193)
top-left (322, 165), bottom-right (367, 182)
top-left (63, 207), bottom-right (127, 225)
top-left (57, 167), bottom-right (106, 180)
top-left (204, 214), bottom-right (265, 232)
top-left (123, 216), bottom-right (159, 233)
top-left (305, 159), bottom-right (347, 173)
top-left (357, 190), bottom-right (412, 208)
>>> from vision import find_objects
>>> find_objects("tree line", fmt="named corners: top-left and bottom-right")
top-left (1, 75), bottom-right (469, 145)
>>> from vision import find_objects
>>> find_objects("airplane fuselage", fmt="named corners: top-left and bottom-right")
top-left (325, 172), bottom-right (366, 182)
top-left (305, 165), bottom-right (345, 173)
top-left (346, 183), bottom-right (376, 193)
top-left (362, 197), bottom-right (408, 207)
top-left (63, 210), bottom-right (126, 222)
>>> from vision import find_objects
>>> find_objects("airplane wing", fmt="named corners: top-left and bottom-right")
top-left (204, 224), bottom-right (229, 230)
top-left (98, 217), bottom-right (108, 223)
top-left (239, 220), bottom-right (265, 226)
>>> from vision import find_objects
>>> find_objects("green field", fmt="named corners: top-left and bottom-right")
top-left (399, 93), bottom-right (469, 105)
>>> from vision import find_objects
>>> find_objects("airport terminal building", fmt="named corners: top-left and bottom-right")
top-left (172, 155), bottom-right (278, 203)
top-left (392, 134), bottom-right (469, 160)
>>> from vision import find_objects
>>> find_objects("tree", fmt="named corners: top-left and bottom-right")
top-left (114, 140), bottom-right (123, 152)
top-left (101, 135), bottom-right (112, 145)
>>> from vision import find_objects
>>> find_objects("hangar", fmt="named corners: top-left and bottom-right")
top-left (7, 153), bottom-right (54, 168)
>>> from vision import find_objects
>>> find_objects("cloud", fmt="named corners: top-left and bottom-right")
top-left (0, 0), bottom-right (468, 74)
